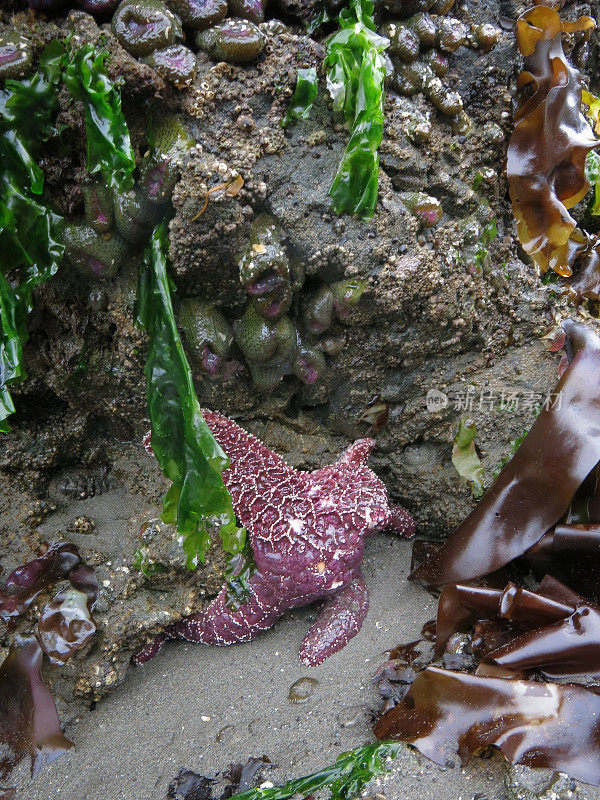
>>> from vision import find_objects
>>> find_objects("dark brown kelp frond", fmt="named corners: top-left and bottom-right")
top-left (0, 635), bottom-right (73, 783)
top-left (433, 581), bottom-right (574, 659)
top-left (0, 542), bottom-right (81, 627)
top-left (507, 3), bottom-right (597, 276)
top-left (487, 601), bottom-right (600, 678)
top-left (374, 666), bottom-right (600, 786)
top-left (412, 320), bottom-right (600, 586)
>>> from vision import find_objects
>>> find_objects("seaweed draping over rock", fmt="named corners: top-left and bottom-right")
top-left (507, 3), bottom-right (598, 277)
top-left (374, 666), bottom-right (600, 787)
top-left (0, 635), bottom-right (73, 784)
top-left (411, 320), bottom-right (600, 586)
top-left (0, 542), bottom-right (80, 626)
top-left (38, 565), bottom-right (99, 665)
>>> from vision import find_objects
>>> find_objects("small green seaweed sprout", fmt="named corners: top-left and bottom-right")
top-left (229, 741), bottom-right (403, 800)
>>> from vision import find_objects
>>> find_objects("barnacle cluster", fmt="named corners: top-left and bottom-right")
top-left (381, 1), bottom-right (499, 131)
top-left (65, 116), bottom-right (190, 278)
top-left (179, 214), bottom-right (365, 393)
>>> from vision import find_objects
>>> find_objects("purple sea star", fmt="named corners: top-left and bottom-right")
top-left (134, 410), bottom-right (414, 667)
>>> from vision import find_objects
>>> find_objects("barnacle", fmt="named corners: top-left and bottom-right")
top-left (64, 223), bottom-right (128, 279)
top-left (165, 0), bottom-right (227, 28)
top-left (112, 0), bottom-right (183, 58)
top-left (179, 299), bottom-right (233, 374)
top-left (145, 44), bottom-right (197, 88)
top-left (0, 32), bottom-right (33, 80)
top-left (82, 180), bottom-right (114, 233)
top-left (195, 18), bottom-right (265, 63)
top-left (507, 4), bottom-right (598, 276)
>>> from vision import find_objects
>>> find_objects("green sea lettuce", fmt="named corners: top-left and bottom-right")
top-left (282, 67), bottom-right (318, 128)
top-left (325, 0), bottom-right (388, 218)
top-left (0, 51), bottom-right (65, 433)
top-left (229, 741), bottom-right (403, 800)
top-left (63, 44), bottom-right (135, 192)
top-left (136, 223), bottom-right (246, 568)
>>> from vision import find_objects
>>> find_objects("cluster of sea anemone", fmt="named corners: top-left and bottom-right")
top-left (22, 0), bottom-right (267, 88)
top-left (179, 214), bottom-right (365, 392)
top-left (381, 0), bottom-right (499, 132)
top-left (65, 116), bottom-right (191, 277)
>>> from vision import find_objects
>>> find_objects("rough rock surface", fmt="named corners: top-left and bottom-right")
top-left (1, 0), bottom-right (599, 724)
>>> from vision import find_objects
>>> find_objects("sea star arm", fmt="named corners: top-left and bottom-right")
top-left (298, 573), bottom-right (370, 666)
top-left (388, 504), bottom-right (416, 538)
top-left (201, 410), bottom-right (307, 533)
top-left (133, 573), bottom-right (283, 665)
top-left (336, 438), bottom-right (376, 467)
top-left (171, 576), bottom-right (282, 646)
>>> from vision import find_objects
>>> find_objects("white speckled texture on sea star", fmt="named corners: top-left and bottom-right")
top-left (134, 410), bottom-right (414, 667)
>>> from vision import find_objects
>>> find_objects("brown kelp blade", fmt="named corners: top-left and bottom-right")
top-left (434, 584), bottom-right (502, 658)
top-left (412, 321), bottom-right (600, 586)
top-left (489, 603), bottom-right (600, 678)
top-left (374, 666), bottom-right (600, 786)
top-left (507, 3), bottom-right (598, 276)
top-left (522, 525), bottom-right (600, 602)
top-left (0, 542), bottom-right (81, 626)
top-left (434, 581), bottom-right (574, 659)
top-left (0, 635), bottom-right (73, 782)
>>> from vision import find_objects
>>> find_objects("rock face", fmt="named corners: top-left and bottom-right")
top-left (0, 0), bottom-right (597, 710)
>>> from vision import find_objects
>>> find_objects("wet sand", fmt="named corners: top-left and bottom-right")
top-left (11, 533), bottom-right (599, 800)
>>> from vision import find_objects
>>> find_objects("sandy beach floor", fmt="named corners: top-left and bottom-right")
top-left (11, 528), bottom-right (597, 800)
